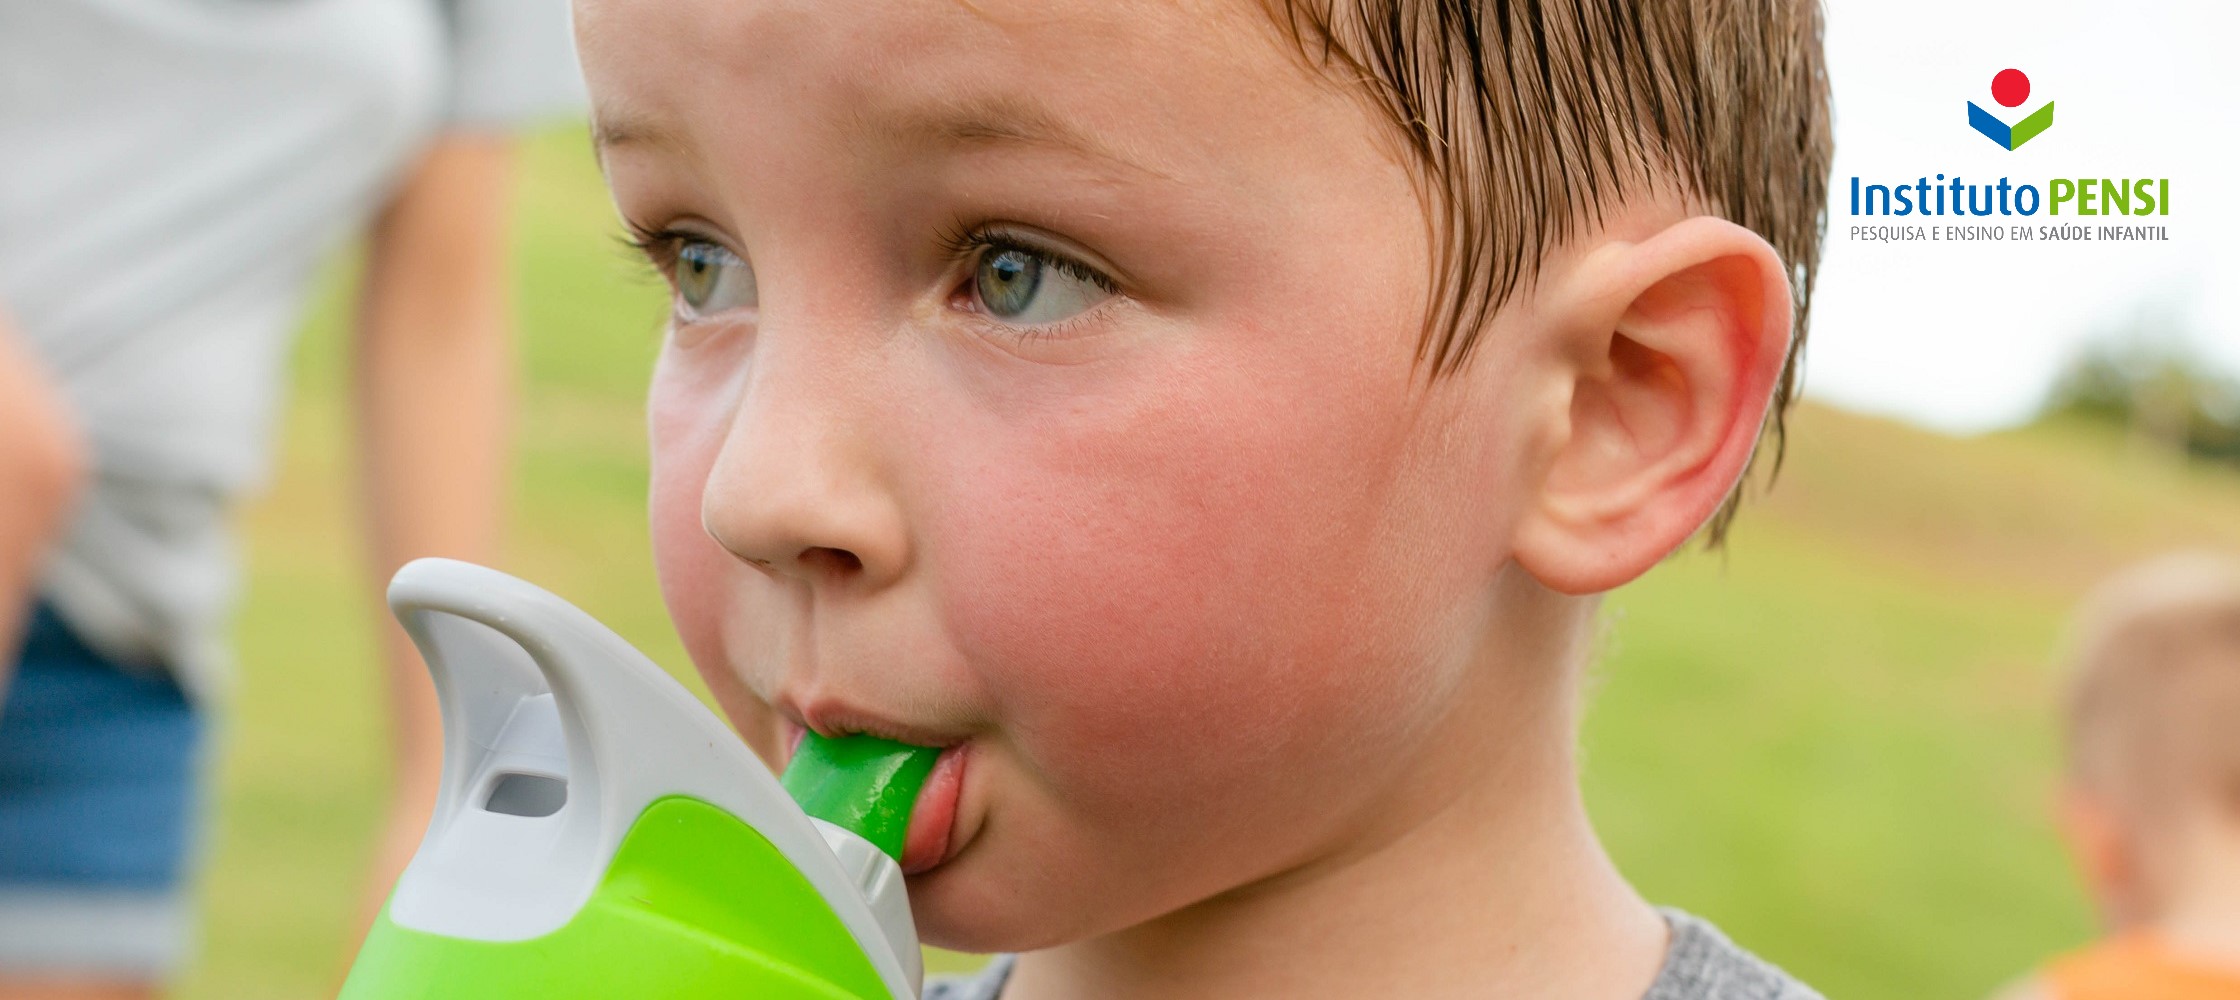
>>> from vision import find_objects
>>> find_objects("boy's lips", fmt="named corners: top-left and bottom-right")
top-left (901, 744), bottom-right (968, 875)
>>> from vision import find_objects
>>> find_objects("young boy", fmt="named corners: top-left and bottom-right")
top-left (1999, 553), bottom-right (2240, 1000)
top-left (575, 1), bottom-right (1830, 997)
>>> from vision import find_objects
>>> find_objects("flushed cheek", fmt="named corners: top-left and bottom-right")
top-left (908, 351), bottom-right (1515, 949)
top-left (932, 368), bottom-right (1460, 825)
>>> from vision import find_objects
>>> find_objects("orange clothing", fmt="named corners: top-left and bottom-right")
top-left (2046, 934), bottom-right (2240, 1000)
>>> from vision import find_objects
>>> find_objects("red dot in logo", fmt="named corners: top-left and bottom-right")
top-left (1991, 68), bottom-right (2030, 108)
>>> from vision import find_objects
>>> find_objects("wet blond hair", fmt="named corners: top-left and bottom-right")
top-left (1265, 0), bottom-right (1833, 544)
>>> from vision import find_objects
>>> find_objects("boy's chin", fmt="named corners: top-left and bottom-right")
top-left (905, 854), bottom-right (1056, 954)
top-left (907, 837), bottom-right (1251, 956)
top-left (905, 849), bottom-right (1121, 954)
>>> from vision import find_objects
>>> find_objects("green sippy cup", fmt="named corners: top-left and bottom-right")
top-left (337, 559), bottom-right (937, 999)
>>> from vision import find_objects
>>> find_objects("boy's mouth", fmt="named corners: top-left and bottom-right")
top-left (780, 718), bottom-right (971, 876)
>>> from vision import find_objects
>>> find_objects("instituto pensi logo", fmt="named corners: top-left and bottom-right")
top-left (1968, 68), bottom-right (2054, 151)
top-left (1843, 64), bottom-right (2170, 244)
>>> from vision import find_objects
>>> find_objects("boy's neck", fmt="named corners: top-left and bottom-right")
top-left (2150, 816), bottom-right (2240, 967)
top-left (1004, 576), bottom-right (1669, 1000)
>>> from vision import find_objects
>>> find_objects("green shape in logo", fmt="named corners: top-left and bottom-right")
top-left (2008, 101), bottom-right (2055, 149)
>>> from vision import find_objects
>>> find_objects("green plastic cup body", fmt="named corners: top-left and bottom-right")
top-left (340, 796), bottom-right (896, 999)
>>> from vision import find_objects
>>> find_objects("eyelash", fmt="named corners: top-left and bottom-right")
top-left (618, 221), bottom-right (695, 279)
top-left (932, 221), bottom-right (1120, 298)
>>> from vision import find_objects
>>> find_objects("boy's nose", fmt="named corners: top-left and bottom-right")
top-left (699, 359), bottom-right (911, 591)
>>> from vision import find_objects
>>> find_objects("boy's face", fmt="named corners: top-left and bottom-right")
top-left (581, 0), bottom-right (1552, 948)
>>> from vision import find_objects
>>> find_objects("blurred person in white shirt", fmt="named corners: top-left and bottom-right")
top-left (0, 2), bottom-right (581, 994)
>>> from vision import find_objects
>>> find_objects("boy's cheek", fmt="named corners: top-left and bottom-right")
top-left (927, 366), bottom-right (1469, 812)
top-left (940, 499), bottom-right (1423, 793)
top-left (912, 438), bottom-right (1481, 947)
top-left (649, 463), bottom-right (726, 686)
top-left (646, 356), bottom-right (752, 707)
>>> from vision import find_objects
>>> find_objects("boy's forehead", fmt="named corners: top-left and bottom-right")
top-left (575, 0), bottom-right (1319, 175)
top-left (591, 86), bottom-right (1156, 183)
top-left (574, 0), bottom-right (1255, 64)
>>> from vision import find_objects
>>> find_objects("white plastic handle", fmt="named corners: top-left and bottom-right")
top-left (381, 558), bottom-right (922, 997)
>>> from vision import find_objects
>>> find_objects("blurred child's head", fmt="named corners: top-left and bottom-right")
top-left (2060, 552), bottom-right (2240, 929)
top-left (578, 0), bottom-right (1829, 950)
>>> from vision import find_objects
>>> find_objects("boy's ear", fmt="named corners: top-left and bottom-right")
top-left (1512, 216), bottom-right (1792, 595)
top-left (2057, 785), bottom-right (2146, 931)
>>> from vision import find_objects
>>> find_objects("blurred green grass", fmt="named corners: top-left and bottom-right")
top-left (171, 125), bottom-right (2240, 1000)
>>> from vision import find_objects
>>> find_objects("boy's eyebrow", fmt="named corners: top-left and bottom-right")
top-left (589, 106), bottom-right (686, 168)
top-left (856, 94), bottom-right (1167, 180)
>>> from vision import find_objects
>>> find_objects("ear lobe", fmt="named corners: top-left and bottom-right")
top-left (2058, 786), bottom-right (2143, 930)
top-left (1513, 217), bottom-right (1792, 595)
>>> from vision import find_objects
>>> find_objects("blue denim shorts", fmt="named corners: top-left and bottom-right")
top-left (0, 604), bottom-right (205, 978)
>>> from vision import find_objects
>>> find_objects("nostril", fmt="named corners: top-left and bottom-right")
top-left (801, 546), bottom-right (862, 575)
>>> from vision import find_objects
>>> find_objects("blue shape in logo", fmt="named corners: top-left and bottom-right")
top-left (1968, 101), bottom-right (2013, 148)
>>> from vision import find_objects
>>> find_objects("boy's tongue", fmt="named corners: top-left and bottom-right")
top-left (780, 732), bottom-right (947, 869)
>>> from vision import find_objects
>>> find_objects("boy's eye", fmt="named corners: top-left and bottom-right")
top-left (674, 239), bottom-right (757, 319)
top-left (971, 245), bottom-right (1113, 327)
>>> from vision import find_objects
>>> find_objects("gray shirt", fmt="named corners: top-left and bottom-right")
top-left (0, 0), bottom-right (581, 699)
top-left (925, 909), bottom-right (1822, 1000)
